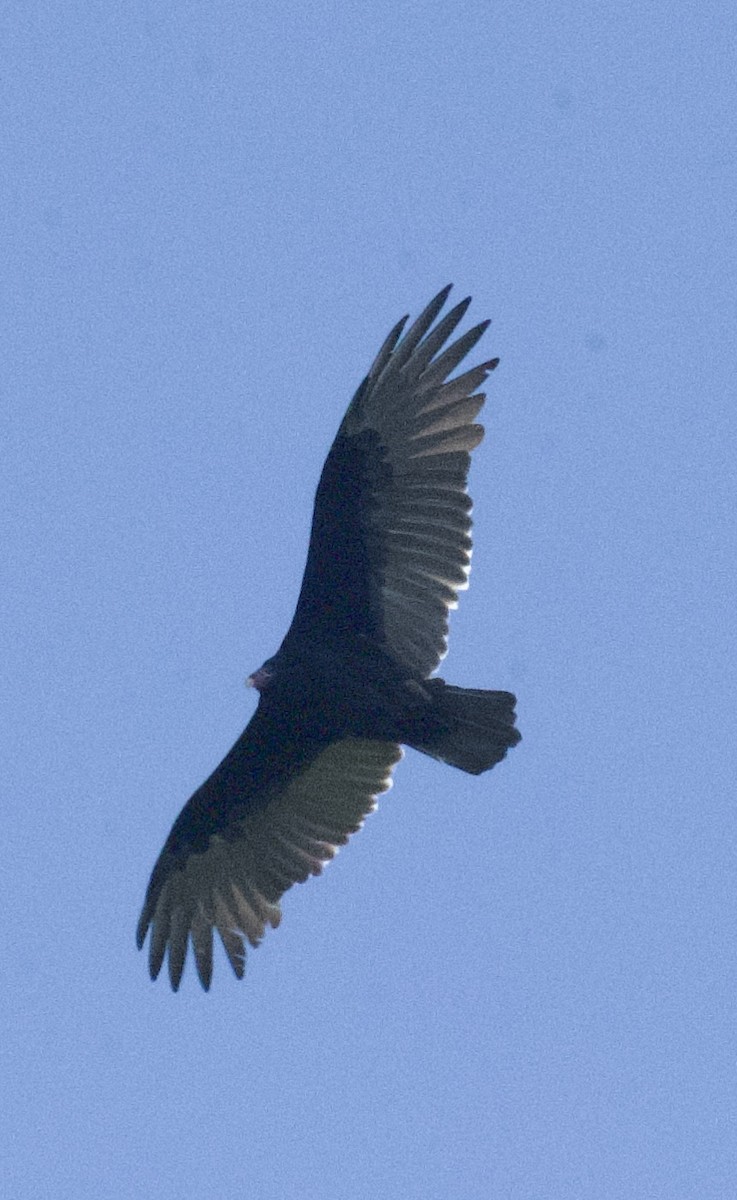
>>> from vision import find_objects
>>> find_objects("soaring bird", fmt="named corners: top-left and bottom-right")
top-left (137, 286), bottom-right (520, 990)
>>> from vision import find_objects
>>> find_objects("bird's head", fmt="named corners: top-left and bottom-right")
top-left (246, 658), bottom-right (277, 691)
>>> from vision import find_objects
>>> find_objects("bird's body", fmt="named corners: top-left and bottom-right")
top-left (137, 286), bottom-right (520, 989)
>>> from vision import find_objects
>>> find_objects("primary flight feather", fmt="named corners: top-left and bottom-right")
top-left (137, 286), bottom-right (520, 990)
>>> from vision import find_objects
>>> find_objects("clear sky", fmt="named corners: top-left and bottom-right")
top-left (3, 3), bottom-right (735, 1197)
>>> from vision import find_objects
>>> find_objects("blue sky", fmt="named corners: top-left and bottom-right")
top-left (3, 3), bottom-right (735, 1197)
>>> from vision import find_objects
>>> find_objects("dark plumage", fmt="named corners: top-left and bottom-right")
top-left (137, 286), bottom-right (520, 990)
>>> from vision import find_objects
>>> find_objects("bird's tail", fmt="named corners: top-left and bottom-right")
top-left (410, 679), bottom-right (521, 775)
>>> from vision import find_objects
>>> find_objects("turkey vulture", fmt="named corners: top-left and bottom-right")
top-left (137, 286), bottom-right (520, 990)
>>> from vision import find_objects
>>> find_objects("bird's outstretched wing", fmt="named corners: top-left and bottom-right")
top-left (282, 285), bottom-right (498, 677)
top-left (136, 731), bottom-right (402, 990)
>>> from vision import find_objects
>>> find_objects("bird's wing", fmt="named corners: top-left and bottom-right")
top-left (136, 733), bottom-right (403, 990)
top-left (283, 285), bottom-right (497, 677)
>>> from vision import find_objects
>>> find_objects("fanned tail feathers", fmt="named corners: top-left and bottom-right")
top-left (411, 679), bottom-right (521, 775)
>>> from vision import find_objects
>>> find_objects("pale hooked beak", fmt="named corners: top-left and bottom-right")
top-left (246, 665), bottom-right (274, 691)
